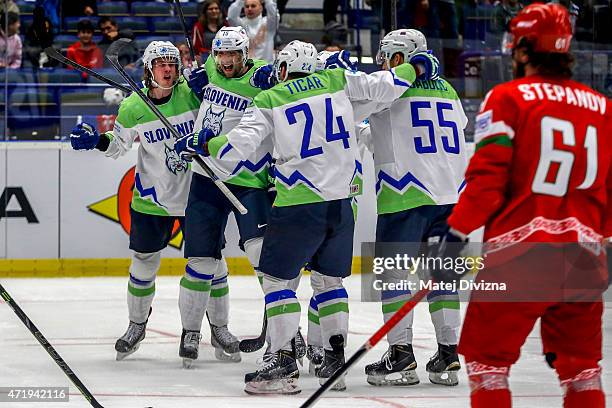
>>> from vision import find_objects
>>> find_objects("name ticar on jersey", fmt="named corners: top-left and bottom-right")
top-left (284, 76), bottom-right (325, 95)
top-left (411, 79), bottom-right (449, 92)
top-left (202, 87), bottom-right (250, 112)
top-left (142, 120), bottom-right (195, 144)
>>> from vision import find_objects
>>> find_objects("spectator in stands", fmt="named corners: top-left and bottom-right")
top-left (0, 0), bottom-right (19, 15)
top-left (177, 42), bottom-right (194, 68)
top-left (491, 0), bottom-right (523, 33)
top-left (0, 12), bottom-right (21, 68)
top-left (62, 0), bottom-right (97, 17)
top-left (192, 0), bottom-right (226, 59)
top-left (24, 6), bottom-right (56, 68)
top-left (427, 0), bottom-right (459, 39)
top-left (67, 19), bottom-right (103, 74)
top-left (97, 17), bottom-right (139, 67)
top-left (228, 0), bottom-right (278, 62)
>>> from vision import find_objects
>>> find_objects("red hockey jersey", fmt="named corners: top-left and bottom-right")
top-left (448, 75), bottom-right (611, 246)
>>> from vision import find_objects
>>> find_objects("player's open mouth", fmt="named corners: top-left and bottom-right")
top-left (222, 64), bottom-right (234, 72)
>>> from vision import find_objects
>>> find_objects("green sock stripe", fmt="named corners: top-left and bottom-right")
top-left (211, 286), bottom-right (229, 298)
top-left (318, 302), bottom-right (349, 318)
top-left (128, 282), bottom-right (155, 297)
top-left (308, 310), bottom-right (320, 325)
top-left (382, 298), bottom-right (408, 314)
top-left (266, 303), bottom-right (301, 318)
top-left (429, 300), bottom-right (460, 314)
top-left (180, 277), bottom-right (211, 292)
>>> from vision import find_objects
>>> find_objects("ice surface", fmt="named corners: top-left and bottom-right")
top-left (1, 276), bottom-right (610, 407)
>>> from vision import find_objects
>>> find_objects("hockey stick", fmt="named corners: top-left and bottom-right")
top-left (239, 310), bottom-right (267, 352)
top-left (44, 47), bottom-right (132, 94)
top-left (390, 0), bottom-right (398, 31)
top-left (0, 283), bottom-right (104, 408)
top-left (300, 288), bottom-right (430, 408)
top-left (173, 0), bottom-right (197, 65)
top-left (105, 38), bottom-right (247, 215)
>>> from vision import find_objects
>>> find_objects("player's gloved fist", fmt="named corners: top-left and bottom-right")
top-left (428, 228), bottom-right (469, 284)
top-left (183, 66), bottom-right (208, 100)
top-left (325, 50), bottom-right (357, 70)
top-left (70, 122), bottom-right (99, 150)
top-left (250, 64), bottom-right (277, 90)
top-left (174, 128), bottom-right (215, 161)
top-left (409, 50), bottom-right (440, 81)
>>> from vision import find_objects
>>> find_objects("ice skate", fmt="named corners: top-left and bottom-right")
top-left (115, 320), bottom-right (147, 361)
top-left (210, 323), bottom-right (241, 362)
top-left (179, 329), bottom-right (202, 368)
top-left (316, 335), bottom-right (346, 391)
top-left (244, 349), bottom-right (301, 395)
top-left (365, 344), bottom-right (419, 386)
top-left (306, 345), bottom-right (324, 375)
top-left (426, 343), bottom-right (461, 386)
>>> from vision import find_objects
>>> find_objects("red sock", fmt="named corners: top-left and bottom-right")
top-left (564, 389), bottom-right (604, 408)
top-left (471, 389), bottom-right (511, 408)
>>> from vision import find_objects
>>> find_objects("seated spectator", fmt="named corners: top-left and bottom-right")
top-left (62, 0), bottom-right (97, 17)
top-left (0, 12), bottom-right (21, 68)
top-left (67, 19), bottom-right (103, 74)
top-left (97, 17), bottom-right (139, 67)
top-left (228, 0), bottom-right (278, 62)
top-left (24, 6), bottom-right (56, 68)
top-left (0, 0), bottom-right (19, 15)
top-left (192, 0), bottom-right (225, 59)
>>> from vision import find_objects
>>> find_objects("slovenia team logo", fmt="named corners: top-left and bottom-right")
top-left (202, 106), bottom-right (226, 136)
top-left (165, 145), bottom-right (189, 175)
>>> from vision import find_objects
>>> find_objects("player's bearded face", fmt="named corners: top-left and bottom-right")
top-left (215, 51), bottom-right (244, 78)
top-left (152, 59), bottom-right (179, 87)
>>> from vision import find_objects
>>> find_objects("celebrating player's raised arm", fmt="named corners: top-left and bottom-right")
top-left (203, 103), bottom-right (274, 178)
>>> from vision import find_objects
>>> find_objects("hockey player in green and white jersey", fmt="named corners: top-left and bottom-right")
top-left (69, 41), bottom-right (202, 362)
top-left (360, 29), bottom-right (468, 387)
top-left (175, 26), bottom-right (305, 365)
top-left (186, 40), bottom-right (439, 394)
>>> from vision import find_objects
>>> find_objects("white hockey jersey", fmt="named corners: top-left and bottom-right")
top-left (202, 64), bottom-right (418, 207)
top-left (105, 81), bottom-right (199, 216)
top-left (361, 78), bottom-right (469, 214)
top-left (191, 55), bottom-right (270, 189)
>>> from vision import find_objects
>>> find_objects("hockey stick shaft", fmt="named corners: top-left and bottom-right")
top-left (0, 284), bottom-right (104, 408)
top-left (173, 0), bottom-right (197, 64)
top-left (390, 0), bottom-right (398, 31)
top-left (300, 288), bottom-right (430, 408)
top-left (44, 47), bottom-right (132, 94)
top-left (105, 39), bottom-right (247, 215)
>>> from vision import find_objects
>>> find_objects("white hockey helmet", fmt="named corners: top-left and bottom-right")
top-left (212, 26), bottom-right (250, 65)
top-left (376, 29), bottom-right (427, 66)
top-left (273, 40), bottom-right (318, 82)
top-left (143, 41), bottom-right (181, 89)
top-left (316, 50), bottom-right (335, 72)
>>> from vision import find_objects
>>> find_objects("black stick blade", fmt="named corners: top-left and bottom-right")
top-left (106, 37), bottom-right (133, 62)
